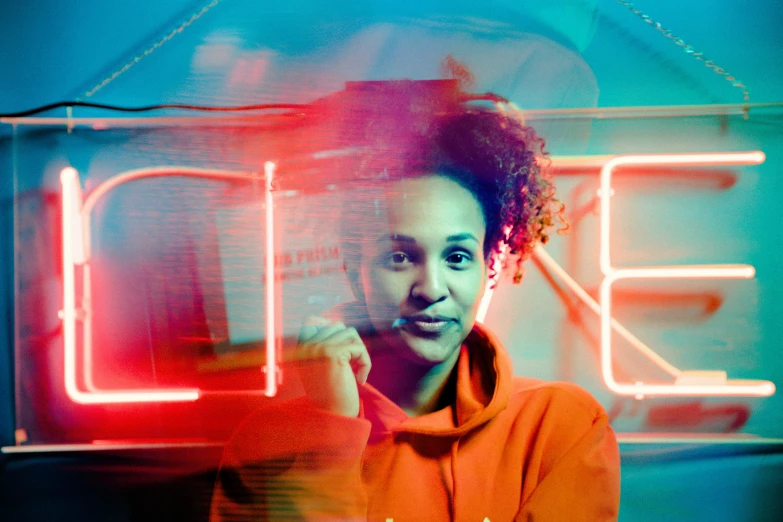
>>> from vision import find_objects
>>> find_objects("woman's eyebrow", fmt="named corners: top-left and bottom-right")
top-left (446, 233), bottom-right (479, 243)
top-left (376, 233), bottom-right (479, 244)
top-left (379, 234), bottom-right (417, 244)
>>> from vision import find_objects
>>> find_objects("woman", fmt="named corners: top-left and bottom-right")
top-left (211, 82), bottom-right (620, 521)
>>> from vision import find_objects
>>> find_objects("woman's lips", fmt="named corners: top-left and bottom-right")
top-left (410, 320), bottom-right (450, 333)
top-left (393, 317), bottom-right (454, 335)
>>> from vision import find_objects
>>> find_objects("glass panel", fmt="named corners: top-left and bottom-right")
top-left (8, 105), bottom-right (783, 445)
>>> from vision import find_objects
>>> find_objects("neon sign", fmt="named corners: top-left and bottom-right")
top-left (59, 165), bottom-right (279, 403)
top-left (60, 152), bottom-right (775, 404)
top-left (595, 152), bottom-right (773, 397)
top-left (519, 152), bottom-right (774, 398)
top-left (479, 152), bottom-right (775, 398)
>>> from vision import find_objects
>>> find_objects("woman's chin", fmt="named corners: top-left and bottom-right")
top-left (367, 319), bottom-right (464, 365)
top-left (395, 333), bottom-right (461, 366)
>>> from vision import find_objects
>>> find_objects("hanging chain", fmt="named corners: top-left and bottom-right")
top-left (79, 0), bottom-right (223, 100)
top-left (76, 1), bottom-right (750, 105)
top-left (616, 0), bottom-right (749, 103)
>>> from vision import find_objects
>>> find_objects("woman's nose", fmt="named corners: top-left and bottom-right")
top-left (410, 263), bottom-right (448, 303)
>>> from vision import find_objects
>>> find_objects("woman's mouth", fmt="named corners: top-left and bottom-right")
top-left (410, 320), bottom-right (450, 333)
top-left (392, 316), bottom-right (454, 336)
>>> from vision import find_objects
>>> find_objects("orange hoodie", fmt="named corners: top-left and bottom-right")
top-left (211, 323), bottom-right (620, 521)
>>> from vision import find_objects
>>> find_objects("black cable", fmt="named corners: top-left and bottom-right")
top-left (0, 101), bottom-right (310, 119)
top-left (0, 90), bottom-right (509, 119)
top-left (0, 88), bottom-right (514, 123)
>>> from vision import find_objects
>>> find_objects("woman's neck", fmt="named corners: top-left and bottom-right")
top-left (366, 337), bottom-right (461, 417)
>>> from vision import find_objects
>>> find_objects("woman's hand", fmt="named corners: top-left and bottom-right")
top-left (295, 316), bottom-right (372, 418)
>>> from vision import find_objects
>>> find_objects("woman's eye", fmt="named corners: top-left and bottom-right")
top-left (447, 252), bottom-right (472, 266)
top-left (387, 252), bottom-right (410, 265)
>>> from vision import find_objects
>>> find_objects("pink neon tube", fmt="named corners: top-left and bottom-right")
top-left (79, 166), bottom-right (258, 395)
top-left (475, 264), bottom-right (497, 323)
top-left (63, 165), bottom-right (277, 403)
top-left (597, 152), bottom-right (774, 398)
top-left (599, 152), bottom-right (766, 275)
top-left (60, 167), bottom-right (199, 404)
top-left (264, 162), bottom-right (278, 397)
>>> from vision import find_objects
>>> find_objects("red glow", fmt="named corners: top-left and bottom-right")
top-left (60, 167), bottom-right (199, 405)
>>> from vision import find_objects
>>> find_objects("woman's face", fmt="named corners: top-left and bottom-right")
top-left (353, 174), bottom-right (488, 364)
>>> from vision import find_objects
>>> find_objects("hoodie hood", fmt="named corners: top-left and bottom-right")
top-left (360, 322), bottom-right (513, 437)
top-left (324, 302), bottom-right (514, 438)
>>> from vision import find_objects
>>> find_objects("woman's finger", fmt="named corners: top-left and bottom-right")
top-left (351, 342), bottom-right (372, 385)
top-left (297, 325), bottom-right (320, 343)
top-left (304, 322), bottom-right (347, 344)
top-left (323, 327), bottom-right (371, 385)
top-left (303, 315), bottom-right (334, 328)
top-left (298, 316), bottom-right (335, 344)
top-left (297, 325), bottom-right (357, 363)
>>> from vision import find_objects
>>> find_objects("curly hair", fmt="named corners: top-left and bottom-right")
top-left (335, 82), bottom-right (566, 285)
top-left (423, 109), bottom-right (567, 283)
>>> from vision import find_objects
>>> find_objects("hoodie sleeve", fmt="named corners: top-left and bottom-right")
top-left (514, 386), bottom-right (621, 522)
top-left (210, 396), bottom-right (372, 522)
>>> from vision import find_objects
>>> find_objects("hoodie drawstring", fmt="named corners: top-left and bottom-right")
top-left (451, 436), bottom-right (460, 521)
